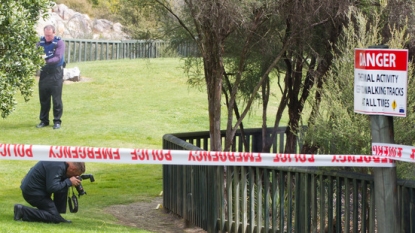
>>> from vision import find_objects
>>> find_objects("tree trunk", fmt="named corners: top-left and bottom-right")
top-left (202, 32), bottom-right (224, 151)
top-left (205, 65), bottom-right (223, 151)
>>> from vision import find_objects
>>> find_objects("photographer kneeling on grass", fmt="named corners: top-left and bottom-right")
top-left (14, 161), bottom-right (85, 223)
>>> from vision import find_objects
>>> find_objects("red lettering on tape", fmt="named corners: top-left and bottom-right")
top-left (372, 145), bottom-right (403, 158)
top-left (273, 154), bottom-right (292, 163)
top-left (294, 154), bottom-right (315, 163)
top-left (188, 151), bottom-right (261, 163)
top-left (131, 149), bottom-right (150, 160)
top-left (131, 149), bottom-right (171, 161)
top-left (152, 150), bottom-right (172, 161)
top-left (95, 148), bottom-right (102, 159)
top-left (87, 147), bottom-right (94, 159)
top-left (0, 144), bottom-right (33, 158)
top-left (49, 146), bottom-right (120, 160)
top-left (411, 149), bottom-right (415, 160)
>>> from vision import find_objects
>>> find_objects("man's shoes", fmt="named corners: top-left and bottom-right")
top-left (53, 123), bottom-right (61, 130)
top-left (14, 204), bottom-right (23, 221)
top-left (36, 122), bottom-right (49, 128)
top-left (62, 219), bottom-right (72, 223)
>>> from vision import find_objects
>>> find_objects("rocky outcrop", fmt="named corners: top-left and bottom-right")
top-left (36, 4), bottom-right (129, 40)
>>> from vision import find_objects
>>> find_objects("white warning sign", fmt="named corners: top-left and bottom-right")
top-left (354, 48), bottom-right (408, 117)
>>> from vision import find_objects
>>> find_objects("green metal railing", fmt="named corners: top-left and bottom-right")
top-left (162, 127), bottom-right (415, 233)
top-left (63, 39), bottom-right (198, 63)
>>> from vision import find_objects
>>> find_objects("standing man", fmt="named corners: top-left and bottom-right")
top-left (37, 25), bottom-right (65, 130)
top-left (14, 161), bottom-right (85, 223)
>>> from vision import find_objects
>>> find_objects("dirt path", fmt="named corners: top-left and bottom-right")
top-left (105, 196), bottom-right (206, 233)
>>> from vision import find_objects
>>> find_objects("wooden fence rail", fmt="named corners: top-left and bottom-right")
top-left (162, 127), bottom-right (415, 232)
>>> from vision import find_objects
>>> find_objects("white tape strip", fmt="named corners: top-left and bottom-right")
top-left (0, 143), bottom-right (396, 167)
top-left (372, 142), bottom-right (415, 162)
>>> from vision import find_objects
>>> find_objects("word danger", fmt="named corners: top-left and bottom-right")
top-left (358, 52), bottom-right (396, 68)
top-left (49, 146), bottom-right (120, 160)
top-left (0, 144), bottom-right (33, 157)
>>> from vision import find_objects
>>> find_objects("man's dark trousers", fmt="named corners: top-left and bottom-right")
top-left (20, 190), bottom-right (67, 223)
top-left (39, 66), bottom-right (63, 125)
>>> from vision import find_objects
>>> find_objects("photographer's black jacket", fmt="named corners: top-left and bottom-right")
top-left (20, 161), bottom-right (72, 196)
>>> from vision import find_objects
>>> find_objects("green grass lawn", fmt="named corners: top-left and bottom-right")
top-left (0, 58), bottom-right (286, 232)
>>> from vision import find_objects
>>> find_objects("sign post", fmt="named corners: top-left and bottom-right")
top-left (354, 45), bottom-right (408, 233)
top-left (370, 115), bottom-right (399, 233)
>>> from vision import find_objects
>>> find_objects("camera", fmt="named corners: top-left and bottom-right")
top-left (75, 174), bottom-right (95, 197)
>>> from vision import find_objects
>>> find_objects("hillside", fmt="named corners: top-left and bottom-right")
top-left (36, 3), bottom-right (129, 39)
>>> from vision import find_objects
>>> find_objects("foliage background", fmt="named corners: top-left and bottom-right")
top-left (0, 0), bottom-right (51, 118)
top-left (303, 9), bottom-right (415, 178)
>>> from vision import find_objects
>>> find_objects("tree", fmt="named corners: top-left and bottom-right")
top-left (220, 0), bottom-right (351, 152)
top-left (302, 6), bottom-right (415, 178)
top-left (149, 0), bottom-right (353, 153)
top-left (118, 0), bottom-right (165, 39)
top-left (0, 0), bottom-right (51, 118)
top-left (154, 0), bottom-right (247, 151)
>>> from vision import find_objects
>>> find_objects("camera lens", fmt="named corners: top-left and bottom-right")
top-left (76, 183), bottom-right (86, 196)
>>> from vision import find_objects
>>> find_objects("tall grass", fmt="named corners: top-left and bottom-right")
top-left (1, 58), bottom-right (285, 232)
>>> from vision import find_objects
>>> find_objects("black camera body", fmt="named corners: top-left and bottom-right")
top-left (75, 174), bottom-right (95, 197)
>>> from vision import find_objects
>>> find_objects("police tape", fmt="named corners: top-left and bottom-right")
top-left (372, 142), bottom-right (415, 163)
top-left (0, 143), bottom-right (409, 167)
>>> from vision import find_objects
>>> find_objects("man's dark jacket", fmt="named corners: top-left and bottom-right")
top-left (20, 161), bottom-right (72, 196)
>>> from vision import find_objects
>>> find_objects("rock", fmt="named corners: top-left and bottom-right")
top-left (35, 3), bottom-right (129, 40)
top-left (93, 19), bottom-right (112, 33)
top-left (113, 23), bottom-right (123, 33)
top-left (63, 67), bottom-right (81, 82)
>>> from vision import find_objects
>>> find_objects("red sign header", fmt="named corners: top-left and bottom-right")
top-left (354, 49), bottom-right (408, 71)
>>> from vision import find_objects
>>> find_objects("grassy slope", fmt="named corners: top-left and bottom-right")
top-left (1, 59), bottom-right (208, 148)
top-left (0, 58), bottom-right (287, 232)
